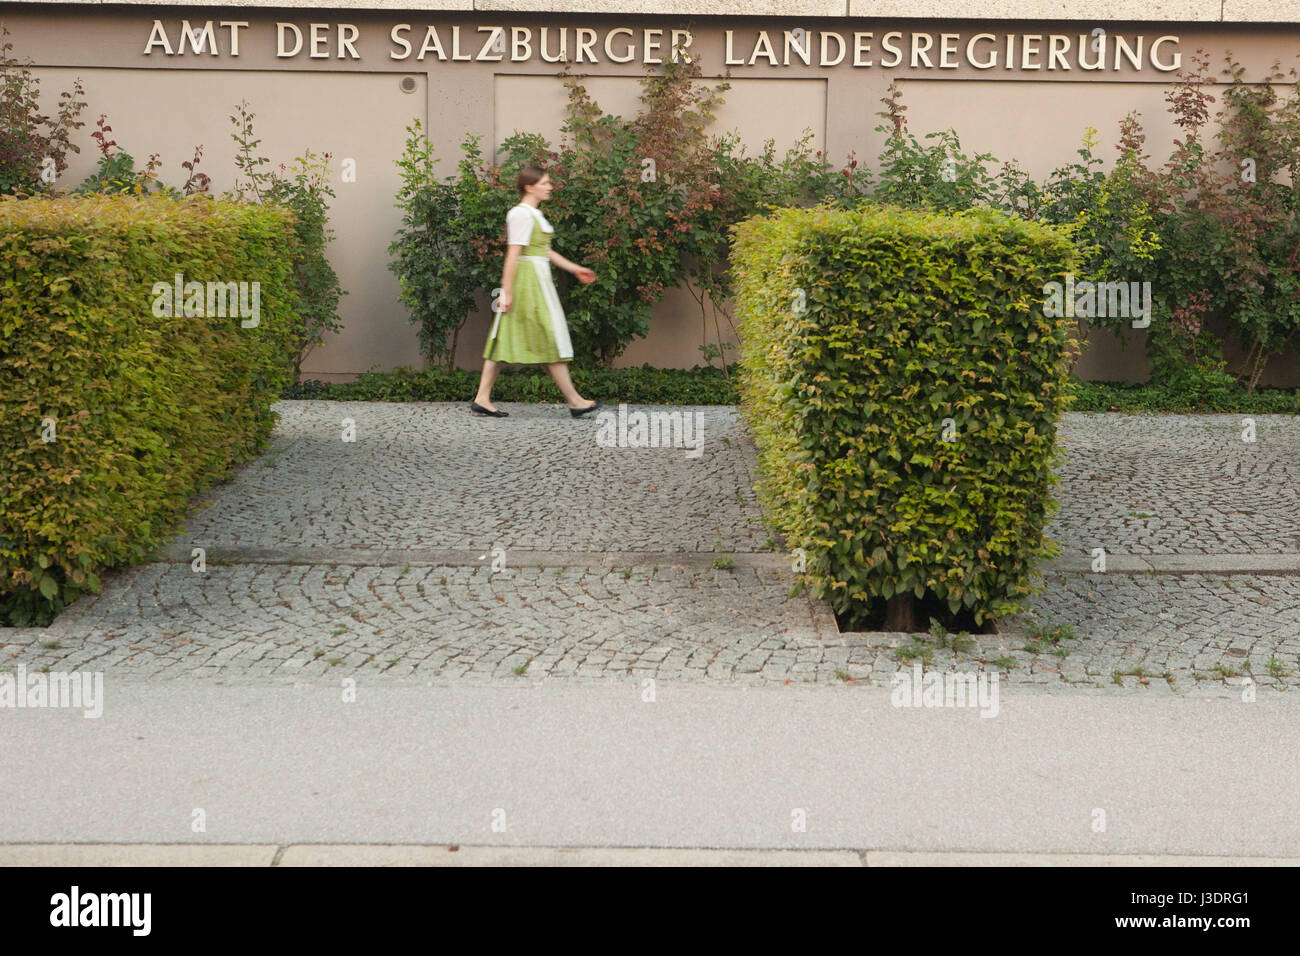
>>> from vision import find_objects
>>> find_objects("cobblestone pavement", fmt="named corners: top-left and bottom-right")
top-left (1050, 413), bottom-right (1300, 555)
top-left (2, 562), bottom-right (1297, 694)
top-left (2, 404), bottom-right (1297, 694)
top-left (162, 402), bottom-right (770, 554)
top-left (134, 404), bottom-right (1300, 558)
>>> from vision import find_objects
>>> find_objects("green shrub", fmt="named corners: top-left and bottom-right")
top-left (0, 194), bottom-right (300, 625)
top-left (229, 99), bottom-right (344, 380)
top-left (283, 363), bottom-right (739, 405)
top-left (387, 52), bottom-right (865, 372)
top-left (74, 148), bottom-right (139, 195)
top-left (873, 81), bottom-right (998, 214)
top-left (731, 202), bottom-right (1079, 631)
top-left (389, 54), bottom-right (739, 369)
top-left (388, 123), bottom-right (514, 368)
top-left (0, 22), bottom-right (87, 196)
top-left (1064, 375), bottom-right (1300, 413)
top-left (1095, 53), bottom-right (1300, 390)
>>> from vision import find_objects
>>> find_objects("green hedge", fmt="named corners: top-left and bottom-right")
top-left (1065, 377), bottom-right (1300, 414)
top-left (283, 363), bottom-right (739, 405)
top-left (0, 194), bottom-right (300, 625)
top-left (731, 202), bottom-right (1079, 630)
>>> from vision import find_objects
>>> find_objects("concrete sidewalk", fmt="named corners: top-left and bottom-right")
top-left (2, 680), bottom-right (1297, 855)
top-left (3, 845), bottom-right (1297, 866)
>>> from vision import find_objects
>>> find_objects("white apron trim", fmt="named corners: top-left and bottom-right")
top-left (528, 257), bottom-right (572, 360)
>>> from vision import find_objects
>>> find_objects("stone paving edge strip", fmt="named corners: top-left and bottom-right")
top-left (1049, 554), bottom-right (1300, 575)
top-left (143, 544), bottom-right (1300, 576)
top-left (146, 545), bottom-right (792, 569)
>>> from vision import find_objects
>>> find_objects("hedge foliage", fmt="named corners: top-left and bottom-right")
top-left (285, 363), bottom-right (738, 405)
top-left (731, 202), bottom-right (1079, 629)
top-left (0, 194), bottom-right (300, 625)
top-left (1065, 377), bottom-right (1300, 414)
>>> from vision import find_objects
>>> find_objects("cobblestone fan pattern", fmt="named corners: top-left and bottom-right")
top-left (1050, 414), bottom-right (1300, 555)
top-left (3, 563), bottom-right (1297, 694)
top-left (163, 402), bottom-right (771, 554)
top-left (2, 564), bottom-right (816, 681)
top-left (3, 404), bottom-right (1298, 696)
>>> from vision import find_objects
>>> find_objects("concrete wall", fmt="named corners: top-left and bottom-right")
top-left (5, 4), bottom-right (1298, 384)
top-left (6, 1), bottom-right (1295, 22)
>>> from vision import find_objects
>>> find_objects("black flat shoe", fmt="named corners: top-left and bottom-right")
top-left (470, 402), bottom-right (508, 417)
top-left (569, 400), bottom-right (603, 419)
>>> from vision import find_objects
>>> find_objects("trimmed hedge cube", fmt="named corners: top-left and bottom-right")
top-left (730, 202), bottom-right (1079, 629)
top-left (0, 194), bottom-right (300, 625)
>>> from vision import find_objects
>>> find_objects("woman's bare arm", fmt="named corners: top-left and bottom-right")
top-left (548, 249), bottom-right (578, 273)
top-left (549, 248), bottom-right (596, 283)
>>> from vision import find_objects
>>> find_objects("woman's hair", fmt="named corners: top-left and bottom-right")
top-left (506, 166), bottom-right (548, 243)
top-left (516, 165), bottom-right (546, 196)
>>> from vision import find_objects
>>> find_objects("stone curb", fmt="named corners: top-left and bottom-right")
top-left (1047, 554), bottom-right (1300, 575)
top-left (146, 545), bottom-right (794, 570)
top-left (145, 544), bottom-right (1300, 577)
top-left (2, 844), bottom-right (1297, 867)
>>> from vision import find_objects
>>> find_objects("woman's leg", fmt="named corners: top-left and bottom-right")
top-left (545, 361), bottom-right (594, 408)
top-left (473, 359), bottom-right (503, 410)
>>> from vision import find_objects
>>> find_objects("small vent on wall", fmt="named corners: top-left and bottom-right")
top-left (400, 76), bottom-right (418, 94)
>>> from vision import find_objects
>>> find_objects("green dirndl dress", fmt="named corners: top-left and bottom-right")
top-left (483, 203), bottom-right (575, 364)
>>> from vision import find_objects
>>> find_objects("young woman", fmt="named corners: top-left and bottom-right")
top-left (470, 166), bottom-right (603, 419)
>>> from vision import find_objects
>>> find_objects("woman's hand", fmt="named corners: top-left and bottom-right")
top-left (496, 290), bottom-right (511, 313)
top-left (574, 266), bottom-right (597, 285)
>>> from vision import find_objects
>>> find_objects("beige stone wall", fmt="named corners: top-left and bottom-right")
top-left (5, 5), bottom-right (1299, 384)
top-left (7, 1), bottom-right (1296, 23)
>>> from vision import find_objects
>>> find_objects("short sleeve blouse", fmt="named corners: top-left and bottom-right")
top-left (506, 204), bottom-right (553, 246)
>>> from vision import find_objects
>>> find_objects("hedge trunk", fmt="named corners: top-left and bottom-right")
top-left (884, 594), bottom-right (919, 633)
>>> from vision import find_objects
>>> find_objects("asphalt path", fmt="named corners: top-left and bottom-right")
top-left (2, 678), bottom-right (1295, 855)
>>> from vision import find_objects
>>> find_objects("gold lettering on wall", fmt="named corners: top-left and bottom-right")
top-left (137, 20), bottom-right (1180, 73)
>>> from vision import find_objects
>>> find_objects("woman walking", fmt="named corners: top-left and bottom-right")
top-left (470, 166), bottom-right (603, 419)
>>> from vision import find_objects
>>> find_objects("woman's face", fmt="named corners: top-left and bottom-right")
top-left (528, 174), bottom-right (553, 201)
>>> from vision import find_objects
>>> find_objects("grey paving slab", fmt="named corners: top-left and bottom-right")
top-left (2, 680), bottom-right (1297, 854)
top-left (1048, 554), bottom-right (1300, 574)
top-left (862, 852), bottom-right (1300, 867)
top-left (2, 403), bottom-right (1296, 857)
top-left (4, 844), bottom-right (1293, 866)
top-left (0, 844), bottom-right (277, 866)
top-left (274, 845), bottom-right (862, 866)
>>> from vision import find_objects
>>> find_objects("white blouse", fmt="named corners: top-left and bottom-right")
top-left (506, 203), bottom-right (554, 246)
